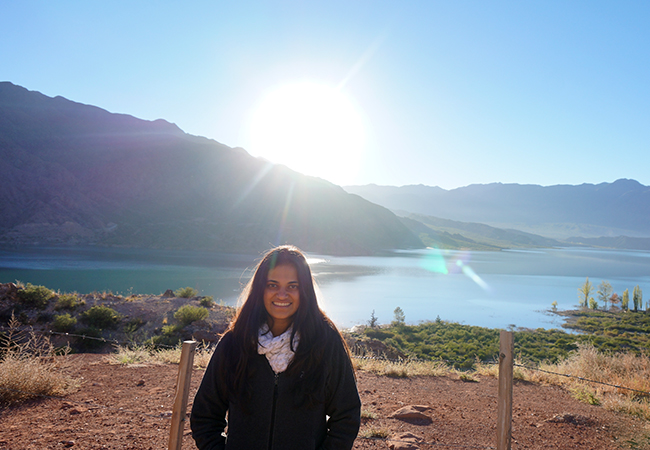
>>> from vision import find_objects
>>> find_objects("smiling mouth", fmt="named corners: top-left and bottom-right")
top-left (272, 301), bottom-right (292, 307)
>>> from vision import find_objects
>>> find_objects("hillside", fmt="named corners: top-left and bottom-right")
top-left (0, 82), bottom-right (422, 255)
top-left (345, 180), bottom-right (650, 242)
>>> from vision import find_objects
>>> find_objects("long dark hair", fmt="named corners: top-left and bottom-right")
top-left (221, 245), bottom-right (349, 406)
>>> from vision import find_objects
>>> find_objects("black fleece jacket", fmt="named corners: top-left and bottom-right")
top-left (190, 328), bottom-right (361, 450)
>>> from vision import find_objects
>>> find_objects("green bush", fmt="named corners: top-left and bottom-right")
top-left (162, 324), bottom-right (183, 335)
top-left (174, 305), bottom-right (209, 327)
top-left (54, 294), bottom-right (81, 311)
top-left (52, 314), bottom-right (77, 332)
top-left (17, 283), bottom-right (55, 309)
top-left (199, 296), bottom-right (215, 308)
top-left (124, 317), bottom-right (146, 334)
top-left (174, 287), bottom-right (199, 298)
top-left (364, 328), bottom-right (394, 340)
top-left (79, 306), bottom-right (121, 330)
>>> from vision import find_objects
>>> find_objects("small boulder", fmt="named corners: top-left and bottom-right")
top-left (161, 289), bottom-right (175, 298)
top-left (389, 405), bottom-right (433, 424)
top-left (388, 432), bottom-right (422, 450)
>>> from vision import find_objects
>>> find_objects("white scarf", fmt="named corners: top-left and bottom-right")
top-left (257, 324), bottom-right (299, 374)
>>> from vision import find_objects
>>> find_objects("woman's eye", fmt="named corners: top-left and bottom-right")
top-left (288, 285), bottom-right (299, 290)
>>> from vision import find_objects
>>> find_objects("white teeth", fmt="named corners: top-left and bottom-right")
top-left (273, 302), bottom-right (291, 306)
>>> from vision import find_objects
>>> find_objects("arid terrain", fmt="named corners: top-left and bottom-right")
top-left (1, 353), bottom-right (647, 450)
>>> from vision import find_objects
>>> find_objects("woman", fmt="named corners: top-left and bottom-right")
top-left (190, 245), bottom-right (361, 450)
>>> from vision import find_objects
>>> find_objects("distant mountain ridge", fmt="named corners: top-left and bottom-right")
top-left (0, 82), bottom-right (422, 255)
top-left (345, 180), bottom-right (650, 240)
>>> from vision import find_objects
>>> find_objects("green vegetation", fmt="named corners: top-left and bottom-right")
top-left (54, 293), bottom-right (82, 311)
top-left (596, 280), bottom-right (612, 309)
top-left (174, 286), bottom-right (199, 298)
top-left (356, 306), bottom-right (650, 369)
top-left (17, 283), bottom-right (55, 309)
top-left (123, 317), bottom-right (146, 334)
top-left (79, 305), bottom-right (121, 330)
top-left (633, 285), bottom-right (643, 311)
top-left (199, 296), bottom-right (215, 308)
top-left (621, 288), bottom-right (630, 310)
top-left (392, 306), bottom-right (405, 326)
top-left (367, 310), bottom-right (378, 328)
top-left (173, 304), bottom-right (209, 326)
top-left (577, 277), bottom-right (593, 308)
top-left (52, 314), bottom-right (77, 332)
top-left (558, 309), bottom-right (650, 352)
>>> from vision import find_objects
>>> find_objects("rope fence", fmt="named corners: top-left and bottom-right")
top-left (350, 354), bottom-right (650, 397)
top-left (8, 328), bottom-right (648, 398)
top-left (2, 330), bottom-right (649, 450)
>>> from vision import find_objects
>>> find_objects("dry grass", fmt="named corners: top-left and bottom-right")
top-left (107, 342), bottom-right (214, 368)
top-left (535, 344), bottom-right (650, 420)
top-left (0, 316), bottom-right (77, 404)
top-left (476, 344), bottom-right (650, 420)
top-left (353, 356), bottom-right (450, 378)
top-left (358, 426), bottom-right (390, 439)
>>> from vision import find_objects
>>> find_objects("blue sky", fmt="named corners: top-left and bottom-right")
top-left (2, 1), bottom-right (649, 189)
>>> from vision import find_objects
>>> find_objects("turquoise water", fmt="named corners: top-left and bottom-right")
top-left (1, 246), bottom-right (649, 330)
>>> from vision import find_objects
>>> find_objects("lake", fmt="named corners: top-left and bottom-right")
top-left (1, 246), bottom-right (649, 330)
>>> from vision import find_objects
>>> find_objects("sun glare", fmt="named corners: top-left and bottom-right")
top-left (247, 82), bottom-right (366, 185)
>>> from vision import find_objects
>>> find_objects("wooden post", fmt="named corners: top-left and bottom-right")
top-left (168, 340), bottom-right (198, 450)
top-left (497, 330), bottom-right (513, 450)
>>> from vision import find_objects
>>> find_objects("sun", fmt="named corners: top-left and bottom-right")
top-left (247, 82), bottom-right (366, 185)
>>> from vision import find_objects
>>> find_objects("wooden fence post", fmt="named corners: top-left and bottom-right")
top-left (168, 340), bottom-right (198, 450)
top-left (497, 330), bottom-right (513, 450)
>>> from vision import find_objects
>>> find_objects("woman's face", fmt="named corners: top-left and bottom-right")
top-left (263, 263), bottom-right (301, 336)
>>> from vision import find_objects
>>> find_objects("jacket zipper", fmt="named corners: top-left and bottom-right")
top-left (268, 372), bottom-right (279, 450)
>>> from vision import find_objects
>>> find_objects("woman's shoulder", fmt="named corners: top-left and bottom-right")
top-left (320, 322), bottom-right (350, 356)
top-left (213, 330), bottom-right (236, 352)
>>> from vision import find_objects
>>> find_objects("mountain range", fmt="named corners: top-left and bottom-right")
top-left (344, 181), bottom-right (650, 248)
top-left (0, 82), bottom-right (422, 255)
top-left (3, 81), bottom-right (649, 255)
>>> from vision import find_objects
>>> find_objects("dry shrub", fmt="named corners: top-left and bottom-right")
top-left (523, 344), bottom-right (650, 419)
top-left (0, 315), bottom-right (76, 404)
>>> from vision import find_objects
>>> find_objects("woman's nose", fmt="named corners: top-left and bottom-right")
top-left (277, 288), bottom-right (288, 298)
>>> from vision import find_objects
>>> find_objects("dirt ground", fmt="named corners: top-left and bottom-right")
top-left (0, 354), bottom-right (648, 450)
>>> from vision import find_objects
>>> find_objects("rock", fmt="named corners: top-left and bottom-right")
top-left (389, 405), bottom-right (433, 424)
top-left (161, 289), bottom-right (175, 298)
top-left (136, 379), bottom-right (145, 386)
top-left (546, 413), bottom-right (591, 426)
top-left (69, 406), bottom-right (87, 415)
top-left (60, 440), bottom-right (75, 447)
top-left (388, 432), bottom-right (422, 450)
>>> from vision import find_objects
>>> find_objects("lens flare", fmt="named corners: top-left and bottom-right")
top-left (420, 249), bottom-right (490, 292)
top-left (456, 259), bottom-right (490, 292)
top-left (419, 248), bottom-right (448, 274)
